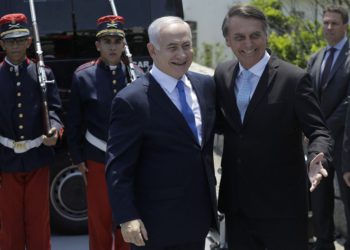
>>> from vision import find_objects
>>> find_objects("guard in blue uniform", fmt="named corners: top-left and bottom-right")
top-left (0, 13), bottom-right (63, 250)
top-left (66, 15), bottom-right (142, 250)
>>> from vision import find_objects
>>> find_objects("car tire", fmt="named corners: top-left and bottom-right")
top-left (50, 150), bottom-right (88, 234)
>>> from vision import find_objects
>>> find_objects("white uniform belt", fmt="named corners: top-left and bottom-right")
top-left (85, 130), bottom-right (107, 152)
top-left (0, 135), bottom-right (44, 154)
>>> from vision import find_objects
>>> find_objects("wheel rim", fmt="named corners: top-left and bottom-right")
top-left (50, 165), bottom-right (87, 221)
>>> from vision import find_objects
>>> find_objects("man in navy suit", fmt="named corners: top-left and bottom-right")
top-left (106, 16), bottom-right (217, 249)
top-left (307, 5), bottom-right (350, 250)
top-left (215, 5), bottom-right (333, 250)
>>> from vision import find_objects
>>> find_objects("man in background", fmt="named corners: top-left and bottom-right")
top-left (307, 5), bottom-right (350, 250)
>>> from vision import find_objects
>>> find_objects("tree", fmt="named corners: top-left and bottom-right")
top-left (251, 0), bottom-right (327, 68)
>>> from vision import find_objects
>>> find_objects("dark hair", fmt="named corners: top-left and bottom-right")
top-left (323, 5), bottom-right (349, 24)
top-left (222, 5), bottom-right (268, 37)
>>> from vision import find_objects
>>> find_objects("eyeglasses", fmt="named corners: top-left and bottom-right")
top-left (3, 37), bottom-right (28, 46)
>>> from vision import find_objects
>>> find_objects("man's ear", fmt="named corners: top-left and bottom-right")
top-left (225, 37), bottom-right (231, 47)
top-left (95, 40), bottom-right (100, 51)
top-left (26, 36), bottom-right (33, 49)
top-left (147, 43), bottom-right (155, 57)
top-left (0, 40), bottom-right (5, 51)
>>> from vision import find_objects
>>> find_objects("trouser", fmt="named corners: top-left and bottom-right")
top-left (130, 240), bottom-right (205, 250)
top-left (0, 167), bottom-right (50, 250)
top-left (225, 213), bottom-right (308, 250)
top-left (86, 160), bottom-right (130, 250)
top-left (311, 160), bottom-right (350, 250)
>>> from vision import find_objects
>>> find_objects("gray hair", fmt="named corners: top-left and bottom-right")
top-left (148, 16), bottom-right (191, 49)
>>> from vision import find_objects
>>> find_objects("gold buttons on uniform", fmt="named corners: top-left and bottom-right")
top-left (10, 67), bottom-right (13, 72)
top-left (18, 103), bottom-right (22, 108)
top-left (20, 136), bottom-right (25, 139)
top-left (19, 113), bottom-right (23, 118)
top-left (113, 89), bottom-right (117, 93)
top-left (19, 125), bottom-right (23, 129)
top-left (112, 80), bottom-right (117, 84)
top-left (17, 92), bottom-right (21, 97)
top-left (16, 72), bottom-right (19, 77)
top-left (112, 71), bottom-right (116, 75)
top-left (17, 82), bottom-right (21, 86)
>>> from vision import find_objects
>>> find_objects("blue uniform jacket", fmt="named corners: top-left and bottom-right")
top-left (67, 59), bottom-right (131, 165)
top-left (0, 59), bottom-right (63, 172)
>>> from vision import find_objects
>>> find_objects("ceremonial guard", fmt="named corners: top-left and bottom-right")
top-left (67, 15), bottom-right (141, 250)
top-left (0, 13), bottom-right (63, 250)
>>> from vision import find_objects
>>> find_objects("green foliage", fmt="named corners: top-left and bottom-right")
top-left (250, 0), bottom-right (327, 68)
top-left (198, 42), bottom-right (227, 68)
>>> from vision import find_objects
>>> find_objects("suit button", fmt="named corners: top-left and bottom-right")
top-left (19, 125), bottom-right (23, 129)
top-left (19, 113), bottom-right (23, 118)
top-left (18, 103), bottom-right (22, 108)
top-left (112, 70), bottom-right (116, 75)
top-left (113, 89), bottom-right (117, 93)
top-left (17, 82), bottom-right (21, 86)
top-left (112, 80), bottom-right (117, 84)
top-left (17, 92), bottom-right (21, 97)
top-left (20, 136), bottom-right (25, 139)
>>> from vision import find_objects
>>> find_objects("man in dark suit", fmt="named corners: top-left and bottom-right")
top-left (214, 5), bottom-right (333, 250)
top-left (307, 5), bottom-right (350, 250)
top-left (105, 16), bottom-right (217, 250)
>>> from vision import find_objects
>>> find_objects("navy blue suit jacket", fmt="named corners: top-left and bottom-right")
top-left (106, 71), bottom-right (217, 246)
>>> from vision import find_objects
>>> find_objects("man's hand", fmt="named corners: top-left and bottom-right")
top-left (42, 127), bottom-right (58, 146)
top-left (309, 152), bottom-right (328, 192)
top-left (120, 219), bottom-right (148, 246)
top-left (77, 162), bottom-right (88, 185)
top-left (343, 172), bottom-right (350, 187)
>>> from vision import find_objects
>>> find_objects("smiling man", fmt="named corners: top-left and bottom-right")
top-left (105, 16), bottom-right (218, 250)
top-left (214, 5), bottom-right (333, 250)
top-left (66, 15), bottom-right (140, 250)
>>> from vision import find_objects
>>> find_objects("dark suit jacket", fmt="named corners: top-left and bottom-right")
top-left (307, 40), bottom-right (350, 169)
top-left (215, 56), bottom-right (332, 219)
top-left (106, 72), bottom-right (217, 246)
top-left (0, 59), bottom-right (63, 172)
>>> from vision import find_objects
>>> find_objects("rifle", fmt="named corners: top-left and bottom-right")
top-left (28, 0), bottom-right (54, 136)
top-left (108, 0), bottom-right (137, 82)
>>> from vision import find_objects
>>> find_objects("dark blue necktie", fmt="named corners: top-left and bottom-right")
top-left (176, 80), bottom-right (198, 140)
top-left (319, 47), bottom-right (336, 96)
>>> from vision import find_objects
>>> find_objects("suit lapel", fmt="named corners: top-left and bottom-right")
top-left (315, 48), bottom-right (326, 89)
top-left (243, 56), bottom-right (278, 125)
top-left (187, 72), bottom-right (207, 147)
top-left (221, 62), bottom-right (242, 131)
top-left (146, 73), bottom-right (200, 145)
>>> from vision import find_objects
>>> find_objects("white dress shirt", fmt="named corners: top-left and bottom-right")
top-left (150, 65), bottom-right (202, 144)
top-left (235, 51), bottom-right (270, 99)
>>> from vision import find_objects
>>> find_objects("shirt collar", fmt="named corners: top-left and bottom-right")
top-left (150, 64), bottom-right (189, 93)
top-left (327, 36), bottom-right (347, 51)
top-left (238, 50), bottom-right (270, 77)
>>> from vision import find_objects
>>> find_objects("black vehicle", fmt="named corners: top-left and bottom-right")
top-left (0, 0), bottom-right (184, 234)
